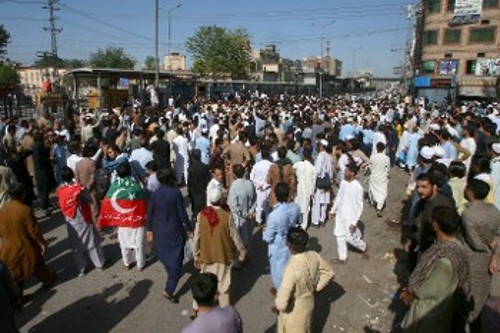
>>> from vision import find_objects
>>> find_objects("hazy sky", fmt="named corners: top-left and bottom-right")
top-left (0, 0), bottom-right (418, 77)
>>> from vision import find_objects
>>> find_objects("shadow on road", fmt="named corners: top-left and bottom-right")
top-left (231, 229), bottom-right (268, 305)
top-left (27, 279), bottom-right (153, 332)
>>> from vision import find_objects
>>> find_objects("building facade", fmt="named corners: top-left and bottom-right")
top-left (413, 0), bottom-right (500, 102)
top-left (251, 44), bottom-right (282, 82)
top-left (17, 67), bottom-right (67, 100)
top-left (164, 52), bottom-right (186, 71)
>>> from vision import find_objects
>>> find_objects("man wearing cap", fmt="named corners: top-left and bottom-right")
top-left (192, 185), bottom-right (247, 309)
top-left (406, 146), bottom-right (435, 209)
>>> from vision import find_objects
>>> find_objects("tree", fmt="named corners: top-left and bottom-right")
top-left (143, 56), bottom-right (157, 70)
top-left (0, 64), bottom-right (19, 88)
top-left (186, 25), bottom-right (252, 80)
top-left (89, 47), bottom-right (136, 69)
top-left (0, 25), bottom-right (11, 57)
top-left (282, 58), bottom-right (302, 82)
top-left (65, 58), bottom-right (88, 68)
top-left (34, 56), bottom-right (68, 68)
top-left (34, 57), bottom-right (88, 69)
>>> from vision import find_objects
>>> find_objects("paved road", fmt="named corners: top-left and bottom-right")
top-left (16, 168), bottom-right (500, 332)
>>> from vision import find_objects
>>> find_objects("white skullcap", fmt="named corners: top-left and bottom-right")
top-left (346, 134), bottom-right (355, 141)
top-left (320, 139), bottom-right (329, 147)
top-left (420, 146), bottom-right (435, 160)
top-left (492, 143), bottom-right (500, 154)
top-left (208, 186), bottom-right (222, 204)
top-left (433, 145), bottom-right (445, 157)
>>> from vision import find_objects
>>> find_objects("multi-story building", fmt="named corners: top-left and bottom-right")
top-left (251, 44), bottom-right (282, 82)
top-left (17, 66), bottom-right (67, 100)
top-left (164, 52), bottom-right (186, 71)
top-left (301, 56), bottom-right (342, 77)
top-left (413, 0), bottom-right (500, 102)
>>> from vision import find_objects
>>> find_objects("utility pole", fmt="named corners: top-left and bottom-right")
top-left (167, 4), bottom-right (182, 96)
top-left (42, 0), bottom-right (62, 77)
top-left (154, 0), bottom-right (159, 88)
top-left (348, 47), bottom-right (361, 94)
top-left (319, 37), bottom-right (324, 98)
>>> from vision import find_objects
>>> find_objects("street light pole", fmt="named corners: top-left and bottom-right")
top-left (167, 4), bottom-right (182, 71)
top-left (319, 37), bottom-right (325, 98)
top-left (154, 0), bottom-right (159, 88)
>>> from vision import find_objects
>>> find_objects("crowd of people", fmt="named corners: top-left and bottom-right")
top-left (0, 92), bottom-right (499, 332)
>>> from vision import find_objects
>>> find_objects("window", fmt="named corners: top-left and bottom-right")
top-left (444, 29), bottom-right (461, 44)
top-left (447, 0), bottom-right (455, 11)
top-left (428, 0), bottom-right (441, 13)
top-left (466, 60), bottom-right (476, 75)
top-left (478, 52), bottom-right (486, 57)
top-left (422, 60), bottom-right (436, 74)
top-left (469, 27), bottom-right (496, 43)
top-left (423, 30), bottom-right (439, 45)
top-left (483, 0), bottom-right (499, 8)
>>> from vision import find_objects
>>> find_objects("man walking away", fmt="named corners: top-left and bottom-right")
top-left (330, 163), bottom-right (368, 263)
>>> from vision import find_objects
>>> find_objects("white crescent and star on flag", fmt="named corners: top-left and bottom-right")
top-left (110, 188), bottom-right (137, 214)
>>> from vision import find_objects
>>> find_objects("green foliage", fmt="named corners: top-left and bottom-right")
top-left (33, 57), bottom-right (88, 69)
top-left (186, 25), bottom-right (252, 79)
top-left (143, 56), bottom-right (157, 70)
top-left (282, 58), bottom-right (302, 82)
top-left (0, 25), bottom-right (11, 57)
top-left (0, 64), bottom-right (19, 88)
top-left (65, 58), bottom-right (88, 68)
top-left (34, 56), bottom-right (68, 68)
top-left (89, 47), bottom-right (136, 69)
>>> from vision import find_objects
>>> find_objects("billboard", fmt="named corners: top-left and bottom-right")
top-left (451, 0), bottom-right (482, 25)
top-left (438, 60), bottom-right (458, 75)
top-left (475, 58), bottom-right (500, 77)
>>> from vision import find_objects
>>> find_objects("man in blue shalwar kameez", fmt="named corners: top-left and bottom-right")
top-left (263, 182), bottom-right (301, 290)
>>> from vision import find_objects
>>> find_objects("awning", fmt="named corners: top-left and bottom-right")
top-left (458, 86), bottom-right (498, 98)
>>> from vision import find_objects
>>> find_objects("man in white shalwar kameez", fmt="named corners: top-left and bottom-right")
top-left (330, 163), bottom-right (368, 263)
top-left (206, 167), bottom-right (226, 207)
top-left (293, 150), bottom-right (317, 230)
top-left (250, 149), bottom-right (273, 224)
top-left (312, 140), bottom-right (334, 227)
top-left (369, 142), bottom-right (390, 217)
top-left (173, 128), bottom-right (190, 185)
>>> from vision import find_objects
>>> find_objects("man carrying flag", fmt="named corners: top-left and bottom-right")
top-left (99, 162), bottom-right (147, 271)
